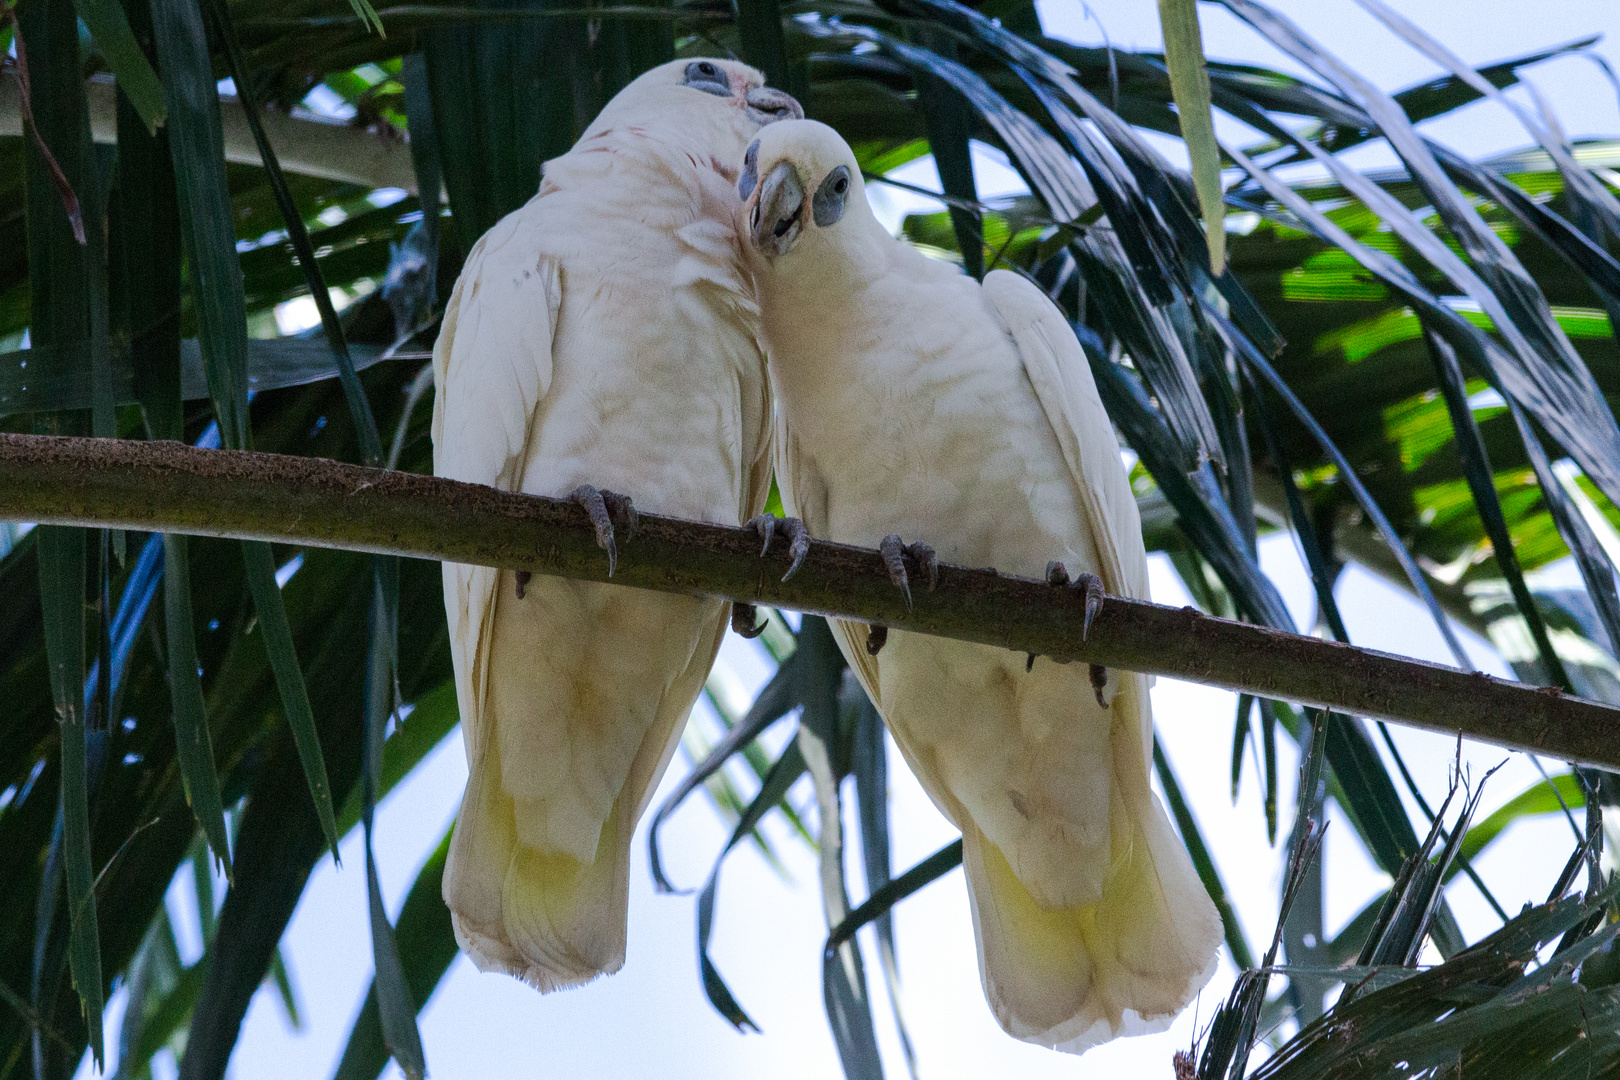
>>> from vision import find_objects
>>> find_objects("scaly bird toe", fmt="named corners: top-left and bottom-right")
top-left (867, 624), bottom-right (888, 655)
top-left (571, 484), bottom-right (623, 576)
top-left (1034, 561), bottom-right (1071, 671)
top-left (1075, 572), bottom-right (1104, 641)
top-left (880, 534), bottom-right (912, 611)
top-left (781, 518), bottom-right (811, 580)
top-left (515, 570), bottom-right (532, 599)
top-left (1089, 663), bottom-right (1109, 709)
top-left (732, 603), bottom-right (766, 638)
top-left (1044, 564), bottom-right (1107, 687)
top-left (746, 513), bottom-right (777, 556)
top-left (745, 513), bottom-right (812, 580)
top-left (603, 489), bottom-right (638, 542)
top-left (906, 542), bottom-right (938, 592)
top-left (1046, 562), bottom-right (1105, 639)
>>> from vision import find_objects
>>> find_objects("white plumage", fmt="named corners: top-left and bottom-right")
top-left (738, 119), bottom-right (1221, 1052)
top-left (431, 58), bottom-right (798, 990)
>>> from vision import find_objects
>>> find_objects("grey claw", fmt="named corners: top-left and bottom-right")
top-left (732, 603), bottom-right (766, 638)
top-left (747, 513), bottom-right (777, 557)
top-left (867, 624), bottom-right (888, 655)
top-left (906, 542), bottom-right (938, 592)
top-left (1047, 562), bottom-right (1104, 640)
top-left (515, 570), bottom-right (532, 599)
top-left (1089, 663), bottom-right (1108, 709)
top-left (880, 534), bottom-right (912, 611)
top-left (1075, 572), bottom-right (1104, 640)
top-left (572, 485), bottom-right (635, 577)
top-left (1043, 563), bottom-right (1071, 665)
top-left (782, 518), bottom-right (810, 580)
top-left (1034, 562), bottom-right (1071, 669)
top-left (747, 513), bottom-right (812, 581)
top-left (605, 490), bottom-right (638, 542)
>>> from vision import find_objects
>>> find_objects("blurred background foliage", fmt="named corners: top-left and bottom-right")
top-left (2, 0), bottom-right (1620, 1076)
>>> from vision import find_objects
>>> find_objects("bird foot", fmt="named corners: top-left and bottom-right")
top-left (732, 603), bottom-right (766, 638)
top-left (879, 534), bottom-right (938, 611)
top-left (571, 485), bottom-right (637, 577)
top-left (745, 513), bottom-right (811, 581)
top-left (515, 570), bottom-right (532, 599)
top-left (867, 624), bottom-right (888, 655)
top-left (1045, 562), bottom-right (1109, 701)
top-left (1044, 561), bottom-right (1104, 639)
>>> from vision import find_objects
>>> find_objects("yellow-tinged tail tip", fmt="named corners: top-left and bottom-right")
top-left (442, 749), bottom-right (635, 993)
top-left (962, 789), bottom-right (1223, 1054)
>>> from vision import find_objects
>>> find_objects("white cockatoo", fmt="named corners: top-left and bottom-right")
top-left (431, 58), bottom-right (802, 991)
top-left (737, 119), bottom-right (1221, 1052)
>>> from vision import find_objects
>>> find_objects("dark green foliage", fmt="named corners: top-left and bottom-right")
top-left (162, 534), bottom-right (233, 871)
top-left (422, 0), bottom-right (672, 258)
top-left (151, 0), bottom-right (253, 452)
top-left (36, 526), bottom-right (103, 1070)
top-left (825, 840), bottom-right (962, 955)
top-left (1154, 740), bottom-right (1256, 971)
top-left (0, 362), bottom-right (448, 1077)
top-left (331, 831), bottom-right (456, 1080)
top-left (793, 620), bottom-right (882, 1080)
top-left (16, 0), bottom-right (107, 1064)
top-left (3, 0), bottom-right (1620, 1075)
top-left (111, 0), bottom-right (183, 445)
top-left (697, 740), bottom-right (806, 1032)
top-left (1254, 884), bottom-right (1620, 1079)
top-left (177, 548), bottom-right (444, 1080)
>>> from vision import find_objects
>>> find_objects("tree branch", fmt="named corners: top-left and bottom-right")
top-left (1, 72), bottom-right (418, 193)
top-left (2, 432), bottom-right (1615, 769)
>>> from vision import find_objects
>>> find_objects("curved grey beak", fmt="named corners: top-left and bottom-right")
top-left (745, 86), bottom-right (803, 125)
top-left (750, 160), bottom-right (806, 257)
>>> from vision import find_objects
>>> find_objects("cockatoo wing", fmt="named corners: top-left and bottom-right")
top-left (434, 164), bottom-right (775, 996)
top-left (741, 339), bottom-right (776, 529)
top-left (962, 267), bottom-right (1221, 1049)
top-left (981, 269), bottom-right (1145, 602)
top-left (432, 214), bottom-right (562, 768)
top-left (775, 415), bottom-right (870, 687)
top-left (773, 417), bottom-right (964, 838)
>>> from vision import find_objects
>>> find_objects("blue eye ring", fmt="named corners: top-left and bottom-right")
top-left (738, 140), bottom-right (761, 201)
top-left (683, 60), bottom-right (731, 98)
top-left (813, 166), bottom-right (851, 227)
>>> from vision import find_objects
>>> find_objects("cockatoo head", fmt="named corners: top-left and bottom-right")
top-left (738, 119), bottom-right (878, 268)
top-left (583, 57), bottom-right (802, 155)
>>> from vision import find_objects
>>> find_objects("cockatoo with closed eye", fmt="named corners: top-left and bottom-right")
top-left (737, 119), bottom-right (1221, 1053)
top-left (431, 58), bottom-right (801, 991)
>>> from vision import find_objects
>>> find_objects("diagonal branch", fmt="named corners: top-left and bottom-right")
top-left (1, 432), bottom-right (1616, 769)
top-left (1, 72), bottom-right (419, 193)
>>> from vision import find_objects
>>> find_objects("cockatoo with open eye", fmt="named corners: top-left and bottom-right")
top-left (737, 119), bottom-right (1221, 1052)
top-left (431, 58), bottom-right (801, 991)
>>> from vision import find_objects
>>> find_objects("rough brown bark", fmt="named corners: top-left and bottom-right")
top-left (2, 432), bottom-right (1617, 768)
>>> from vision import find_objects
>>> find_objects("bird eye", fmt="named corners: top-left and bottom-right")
top-left (813, 165), bottom-right (851, 227)
top-left (738, 139), bottom-right (761, 201)
top-left (683, 60), bottom-right (731, 97)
